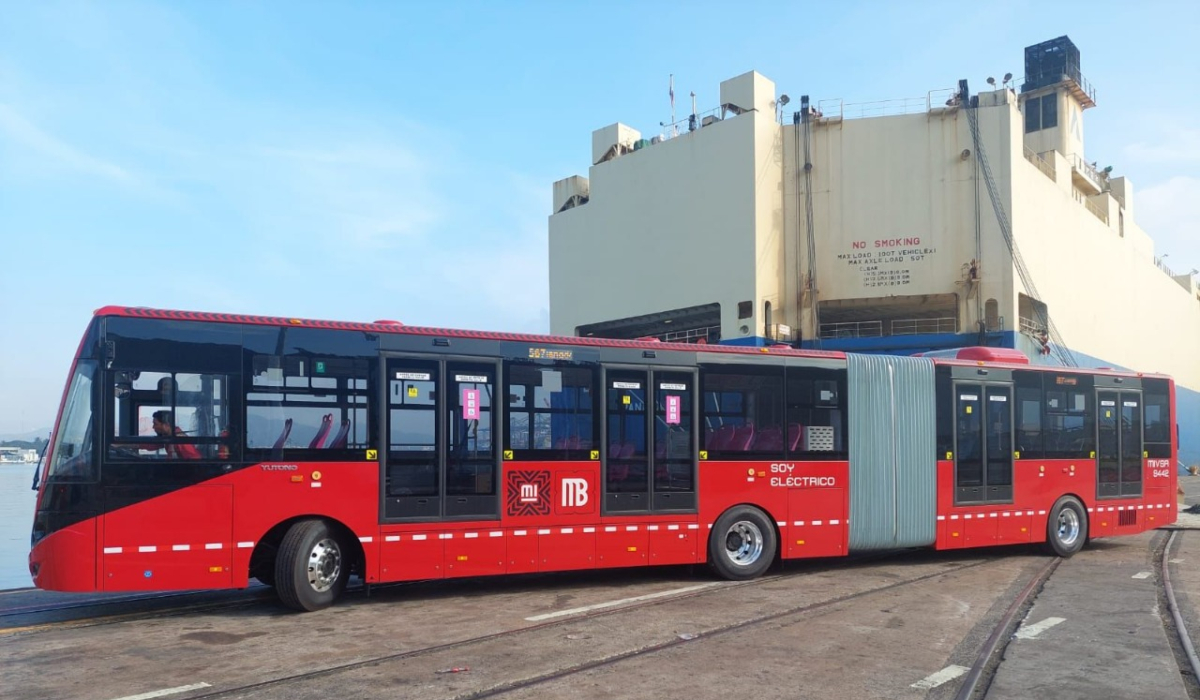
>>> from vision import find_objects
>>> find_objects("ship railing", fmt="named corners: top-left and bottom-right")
top-left (819, 321), bottom-right (883, 339)
top-left (1154, 257), bottom-right (1175, 277)
top-left (1018, 316), bottom-right (1045, 336)
top-left (662, 325), bottom-right (721, 344)
top-left (1084, 197), bottom-right (1109, 224)
top-left (660, 106), bottom-right (726, 138)
top-left (823, 97), bottom-right (928, 120)
top-left (1070, 153), bottom-right (1107, 193)
top-left (1024, 146), bottom-right (1056, 181)
top-left (891, 317), bottom-right (958, 336)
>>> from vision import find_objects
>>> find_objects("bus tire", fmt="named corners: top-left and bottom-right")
top-left (709, 505), bottom-right (777, 580)
top-left (1043, 496), bottom-right (1087, 558)
top-left (275, 519), bottom-right (348, 612)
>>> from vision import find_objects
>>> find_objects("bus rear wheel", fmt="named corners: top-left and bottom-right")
top-left (709, 506), bottom-right (777, 580)
top-left (1043, 496), bottom-right (1087, 558)
top-left (275, 519), bottom-right (349, 612)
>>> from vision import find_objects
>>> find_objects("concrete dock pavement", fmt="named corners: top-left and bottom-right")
top-left (986, 531), bottom-right (1188, 699)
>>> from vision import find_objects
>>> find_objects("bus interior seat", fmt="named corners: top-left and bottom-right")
top-left (753, 425), bottom-right (783, 452)
top-left (710, 425), bottom-right (737, 451)
top-left (326, 418), bottom-right (351, 449)
top-left (309, 414), bottom-right (334, 448)
top-left (732, 424), bottom-right (756, 451)
top-left (272, 418), bottom-right (294, 450)
top-left (787, 423), bottom-right (803, 452)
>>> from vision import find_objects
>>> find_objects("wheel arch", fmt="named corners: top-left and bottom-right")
top-left (248, 514), bottom-right (366, 584)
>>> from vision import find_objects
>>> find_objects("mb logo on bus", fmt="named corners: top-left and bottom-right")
top-left (556, 473), bottom-right (594, 514)
top-left (561, 478), bottom-right (589, 508)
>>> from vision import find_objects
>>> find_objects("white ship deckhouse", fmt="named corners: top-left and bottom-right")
top-left (548, 37), bottom-right (1200, 466)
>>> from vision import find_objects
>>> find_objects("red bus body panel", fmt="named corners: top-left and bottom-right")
top-left (28, 307), bottom-right (1180, 595)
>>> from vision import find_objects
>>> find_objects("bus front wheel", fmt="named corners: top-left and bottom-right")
top-left (275, 519), bottom-right (349, 612)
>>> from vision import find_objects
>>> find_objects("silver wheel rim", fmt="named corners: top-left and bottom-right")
top-left (1056, 508), bottom-right (1080, 548)
top-left (307, 537), bottom-right (342, 593)
top-left (724, 521), bottom-right (764, 567)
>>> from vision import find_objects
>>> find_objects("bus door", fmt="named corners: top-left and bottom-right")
top-left (1096, 389), bottom-right (1142, 499)
top-left (954, 381), bottom-right (1014, 505)
top-left (382, 356), bottom-right (500, 521)
top-left (603, 366), bottom-right (697, 514)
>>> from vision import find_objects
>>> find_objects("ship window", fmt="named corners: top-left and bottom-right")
top-left (1041, 96), bottom-right (1058, 129)
top-left (1024, 96), bottom-right (1042, 133)
top-left (985, 299), bottom-right (1000, 332)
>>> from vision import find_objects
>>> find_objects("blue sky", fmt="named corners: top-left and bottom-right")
top-left (0, 1), bottom-right (1197, 435)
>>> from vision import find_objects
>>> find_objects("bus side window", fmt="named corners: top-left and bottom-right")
top-left (1014, 370), bottom-right (1043, 459)
top-left (108, 371), bottom-right (229, 461)
top-left (1143, 378), bottom-right (1172, 460)
top-left (245, 354), bottom-right (372, 456)
top-left (503, 361), bottom-right (597, 461)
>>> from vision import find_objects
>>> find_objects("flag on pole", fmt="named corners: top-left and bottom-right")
top-left (669, 74), bottom-right (675, 109)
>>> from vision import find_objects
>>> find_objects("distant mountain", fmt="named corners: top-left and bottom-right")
top-left (1, 437), bottom-right (46, 450)
top-left (0, 428), bottom-right (52, 442)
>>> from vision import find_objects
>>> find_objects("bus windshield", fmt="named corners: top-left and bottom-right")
top-left (46, 360), bottom-right (98, 481)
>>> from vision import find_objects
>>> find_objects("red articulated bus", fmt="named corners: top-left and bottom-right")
top-left (29, 307), bottom-right (1179, 611)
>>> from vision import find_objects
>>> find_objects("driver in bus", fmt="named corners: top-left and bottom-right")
top-left (152, 410), bottom-right (201, 460)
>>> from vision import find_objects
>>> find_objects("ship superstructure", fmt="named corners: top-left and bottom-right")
top-left (548, 37), bottom-right (1200, 464)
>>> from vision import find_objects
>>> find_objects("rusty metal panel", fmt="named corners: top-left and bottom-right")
top-left (847, 353), bottom-right (937, 550)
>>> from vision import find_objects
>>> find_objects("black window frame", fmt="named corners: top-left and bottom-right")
top-left (244, 350), bottom-right (375, 462)
top-left (107, 369), bottom-right (235, 463)
top-left (1143, 378), bottom-right (1172, 459)
top-left (101, 318), bottom-right (246, 471)
top-left (1042, 373), bottom-right (1095, 459)
top-left (1025, 95), bottom-right (1042, 133)
top-left (1014, 370), bottom-right (1044, 460)
top-left (502, 360), bottom-right (599, 462)
top-left (952, 380), bottom-right (1015, 505)
top-left (785, 365), bottom-right (849, 461)
top-left (1041, 94), bottom-right (1058, 129)
top-left (602, 365), bottom-right (698, 514)
top-left (700, 363), bottom-right (785, 462)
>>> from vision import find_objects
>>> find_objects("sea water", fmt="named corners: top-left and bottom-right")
top-left (1, 464), bottom-right (37, 589)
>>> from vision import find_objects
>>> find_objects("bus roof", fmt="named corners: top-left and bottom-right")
top-left (91, 305), bottom-right (1171, 380)
top-left (92, 305), bottom-right (847, 360)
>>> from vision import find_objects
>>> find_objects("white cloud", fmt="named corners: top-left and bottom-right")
top-left (0, 103), bottom-right (134, 183)
top-left (252, 143), bottom-right (445, 252)
top-left (1124, 127), bottom-right (1200, 165)
top-left (1137, 175), bottom-right (1200, 274)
